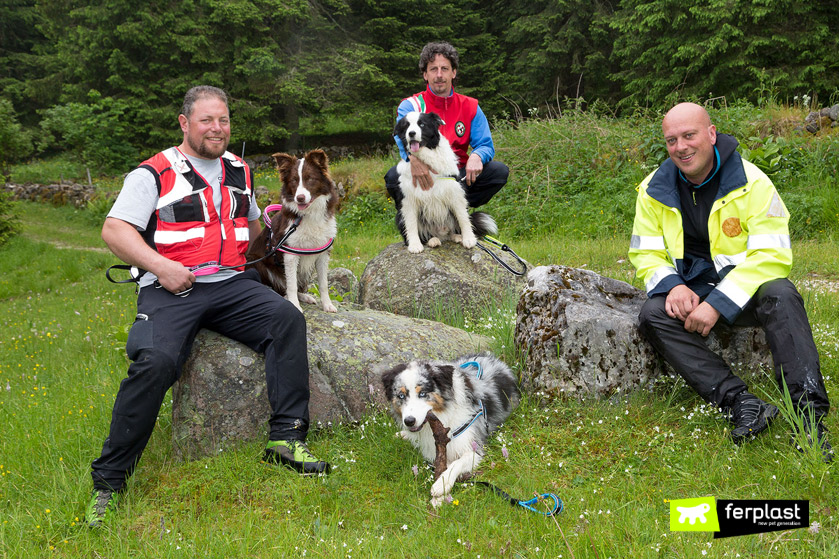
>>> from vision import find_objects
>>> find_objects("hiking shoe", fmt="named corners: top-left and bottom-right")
top-left (728, 392), bottom-right (779, 444)
top-left (792, 416), bottom-right (834, 463)
top-left (85, 489), bottom-right (119, 528)
top-left (263, 440), bottom-right (330, 475)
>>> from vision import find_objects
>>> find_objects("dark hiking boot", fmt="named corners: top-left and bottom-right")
top-left (728, 392), bottom-right (779, 444)
top-left (263, 439), bottom-right (330, 475)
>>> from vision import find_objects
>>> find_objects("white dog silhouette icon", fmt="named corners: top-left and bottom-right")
top-left (677, 502), bottom-right (712, 525)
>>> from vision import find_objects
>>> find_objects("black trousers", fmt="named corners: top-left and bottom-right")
top-left (384, 160), bottom-right (509, 209)
top-left (91, 269), bottom-right (310, 492)
top-left (639, 278), bottom-right (830, 416)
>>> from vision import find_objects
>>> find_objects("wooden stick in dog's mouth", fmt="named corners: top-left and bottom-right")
top-left (425, 412), bottom-right (450, 481)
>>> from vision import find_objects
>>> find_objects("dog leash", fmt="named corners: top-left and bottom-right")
top-left (470, 482), bottom-right (563, 516)
top-left (263, 204), bottom-right (334, 256)
top-left (476, 235), bottom-right (527, 276)
top-left (455, 360), bottom-right (563, 517)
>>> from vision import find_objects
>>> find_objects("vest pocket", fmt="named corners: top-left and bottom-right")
top-left (226, 185), bottom-right (251, 219)
top-left (158, 189), bottom-right (209, 223)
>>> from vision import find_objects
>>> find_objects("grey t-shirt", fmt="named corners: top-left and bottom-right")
top-left (108, 150), bottom-right (260, 288)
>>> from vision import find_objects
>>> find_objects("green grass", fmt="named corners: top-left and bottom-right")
top-left (1, 200), bottom-right (837, 558)
top-left (3, 102), bottom-right (839, 557)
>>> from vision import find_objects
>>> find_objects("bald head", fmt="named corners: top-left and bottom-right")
top-left (662, 102), bottom-right (717, 183)
top-left (662, 102), bottom-right (712, 132)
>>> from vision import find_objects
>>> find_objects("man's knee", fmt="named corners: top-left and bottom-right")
top-left (384, 165), bottom-right (402, 202)
top-left (267, 298), bottom-right (307, 338)
top-left (638, 295), bottom-right (669, 333)
top-left (754, 278), bottom-right (804, 315)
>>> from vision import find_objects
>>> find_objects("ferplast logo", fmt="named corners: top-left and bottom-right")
top-left (669, 497), bottom-right (720, 532)
top-left (668, 498), bottom-right (809, 538)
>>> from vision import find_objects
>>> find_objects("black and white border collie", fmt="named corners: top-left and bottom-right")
top-left (381, 353), bottom-right (520, 506)
top-left (247, 149), bottom-right (338, 312)
top-left (393, 111), bottom-right (497, 253)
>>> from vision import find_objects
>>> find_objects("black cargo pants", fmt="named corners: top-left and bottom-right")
top-left (91, 269), bottom-right (310, 492)
top-left (639, 278), bottom-right (830, 416)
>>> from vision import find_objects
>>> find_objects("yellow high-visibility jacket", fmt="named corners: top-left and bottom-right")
top-left (629, 151), bottom-right (791, 323)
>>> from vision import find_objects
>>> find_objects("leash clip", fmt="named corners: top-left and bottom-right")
top-left (517, 493), bottom-right (563, 516)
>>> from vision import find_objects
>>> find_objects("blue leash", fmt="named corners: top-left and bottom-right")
top-left (458, 361), bottom-right (563, 517)
top-left (472, 481), bottom-right (564, 517)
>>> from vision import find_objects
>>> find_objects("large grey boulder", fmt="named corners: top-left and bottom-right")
top-left (359, 241), bottom-right (528, 321)
top-left (515, 265), bottom-right (772, 398)
top-left (172, 302), bottom-right (490, 459)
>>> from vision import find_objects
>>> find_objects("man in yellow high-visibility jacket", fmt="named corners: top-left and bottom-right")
top-left (630, 102), bottom-right (831, 460)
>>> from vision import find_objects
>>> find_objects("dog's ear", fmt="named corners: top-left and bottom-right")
top-left (381, 363), bottom-right (408, 397)
top-left (393, 116), bottom-right (409, 137)
top-left (272, 152), bottom-right (295, 176)
top-left (426, 112), bottom-right (445, 130)
top-left (428, 364), bottom-right (455, 396)
top-left (305, 149), bottom-right (330, 175)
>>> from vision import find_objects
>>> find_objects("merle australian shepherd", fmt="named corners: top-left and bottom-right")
top-left (247, 149), bottom-right (338, 313)
top-left (393, 111), bottom-right (497, 253)
top-left (381, 353), bottom-right (520, 505)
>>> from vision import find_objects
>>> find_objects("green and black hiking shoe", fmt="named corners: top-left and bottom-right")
top-left (85, 489), bottom-right (120, 528)
top-left (264, 440), bottom-right (330, 475)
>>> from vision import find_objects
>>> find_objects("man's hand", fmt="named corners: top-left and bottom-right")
top-left (102, 216), bottom-right (195, 295)
top-left (154, 259), bottom-right (195, 295)
top-left (665, 284), bottom-right (699, 322)
top-left (684, 302), bottom-right (720, 337)
top-left (410, 157), bottom-right (435, 191)
top-left (464, 153), bottom-right (483, 186)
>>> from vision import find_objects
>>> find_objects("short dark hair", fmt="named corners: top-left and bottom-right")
top-left (181, 85), bottom-right (228, 118)
top-left (418, 42), bottom-right (459, 75)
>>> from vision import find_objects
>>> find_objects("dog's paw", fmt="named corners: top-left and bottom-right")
top-left (452, 234), bottom-right (462, 243)
top-left (430, 495), bottom-right (446, 509)
top-left (395, 431), bottom-right (409, 440)
top-left (430, 473), bottom-right (455, 499)
top-left (461, 234), bottom-right (477, 249)
top-left (407, 242), bottom-right (424, 253)
top-left (299, 292), bottom-right (317, 305)
top-left (322, 301), bottom-right (337, 313)
top-left (427, 237), bottom-right (441, 248)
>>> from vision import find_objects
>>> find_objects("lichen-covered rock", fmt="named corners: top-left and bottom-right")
top-left (172, 302), bottom-right (490, 459)
top-left (515, 265), bottom-right (772, 398)
top-left (359, 241), bottom-right (528, 321)
top-left (327, 267), bottom-right (359, 303)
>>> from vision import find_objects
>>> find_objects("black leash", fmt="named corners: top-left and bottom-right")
top-left (105, 217), bottom-right (307, 287)
top-left (475, 235), bottom-right (528, 276)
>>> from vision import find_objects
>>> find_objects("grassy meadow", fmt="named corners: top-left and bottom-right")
top-left (1, 103), bottom-right (838, 558)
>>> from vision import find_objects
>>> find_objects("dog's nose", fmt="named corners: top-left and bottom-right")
top-left (296, 194), bottom-right (307, 203)
top-left (408, 131), bottom-right (416, 138)
top-left (404, 416), bottom-right (416, 428)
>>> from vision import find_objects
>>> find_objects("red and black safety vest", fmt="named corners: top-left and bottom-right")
top-left (138, 147), bottom-right (252, 270)
top-left (405, 89), bottom-right (479, 167)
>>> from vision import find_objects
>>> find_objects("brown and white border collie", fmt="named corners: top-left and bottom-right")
top-left (247, 149), bottom-right (338, 312)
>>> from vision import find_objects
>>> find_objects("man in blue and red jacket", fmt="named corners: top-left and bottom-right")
top-left (385, 41), bottom-right (509, 209)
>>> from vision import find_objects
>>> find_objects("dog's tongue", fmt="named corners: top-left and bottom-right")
top-left (409, 141), bottom-right (420, 153)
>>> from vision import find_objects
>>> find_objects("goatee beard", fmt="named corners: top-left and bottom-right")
top-left (188, 137), bottom-right (228, 159)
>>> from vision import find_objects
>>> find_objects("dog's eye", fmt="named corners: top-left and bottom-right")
top-left (419, 391), bottom-right (427, 398)
top-left (397, 393), bottom-right (405, 400)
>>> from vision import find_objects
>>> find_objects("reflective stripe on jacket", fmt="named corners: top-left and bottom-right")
top-left (629, 151), bottom-right (791, 323)
top-left (138, 147), bottom-right (252, 269)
